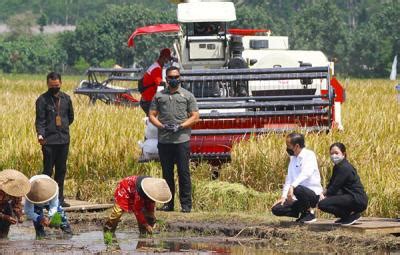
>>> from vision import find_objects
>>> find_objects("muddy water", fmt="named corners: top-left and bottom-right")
top-left (1, 222), bottom-right (283, 254)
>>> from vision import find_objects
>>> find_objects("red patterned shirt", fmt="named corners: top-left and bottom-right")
top-left (114, 176), bottom-right (155, 225)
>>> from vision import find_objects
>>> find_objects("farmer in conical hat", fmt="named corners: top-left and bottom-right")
top-left (0, 169), bottom-right (30, 239)
top-left (104, 176), bottom-right (172, 235)
top-left (24, 175), bottom-right (72, 238)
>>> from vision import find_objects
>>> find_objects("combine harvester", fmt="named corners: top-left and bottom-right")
top-left (128, 0), bottom-right (345, 165)
top-left (75, 0), bottom-right (345, 166)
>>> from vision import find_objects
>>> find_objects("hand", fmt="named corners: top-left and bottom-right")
top-left (272, 197), bottom-right (286, 207)
top-left (40, 217), bottom-right (50, 227)
top-left (287, 186), bottom-right (294, 203)
top-left (144, 224), bottom-right (153, 234)
top-left (3, 215), bottom-right (17, 225)
top-left (319, 193), bottom-right (325, 202)
top-left (163, 124), bottom-right (182, 133)
top-left (38, 135), bottom-right (45, 145)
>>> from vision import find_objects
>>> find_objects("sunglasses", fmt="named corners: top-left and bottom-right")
top-left (167, 75), bottom-right (180, 79)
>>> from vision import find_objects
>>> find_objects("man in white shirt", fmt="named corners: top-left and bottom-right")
top-left (271, 133), bottom-right (323, 223)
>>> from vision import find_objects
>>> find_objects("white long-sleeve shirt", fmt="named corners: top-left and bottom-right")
top-left (281, 148), bottom-right (323, 198)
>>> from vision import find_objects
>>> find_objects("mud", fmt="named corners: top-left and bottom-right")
top-left (1, 212), bottom-right (399, 254)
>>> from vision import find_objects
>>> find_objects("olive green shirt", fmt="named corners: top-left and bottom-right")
top-left (150, 86), bottom-right (198, 144)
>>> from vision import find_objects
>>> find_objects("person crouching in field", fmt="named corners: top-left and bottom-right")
top-left (104, 176), bottom-right (172, 235)
top-left (271, 133), bottom-right (323, 223)
top-left (0, 169), bottom-right (30, 239)
top-left (24, 175), bottom-right (72, 238)
top-left (318, 143), bottom-right (368, 226)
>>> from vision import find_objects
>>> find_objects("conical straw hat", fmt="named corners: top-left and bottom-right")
top-left (0, 169), bottom-right (31, 197)
top-left (141, 178), bottom-right (172, 203)
top-left (25, 175), bottom-right (58, 204)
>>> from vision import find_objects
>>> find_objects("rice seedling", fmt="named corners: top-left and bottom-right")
top-left (49, 212), bottom-right (62, 228)
top-left (0, 74), bottom-right (398, 217)
top-left (103, 231), bottom-right (114, 245)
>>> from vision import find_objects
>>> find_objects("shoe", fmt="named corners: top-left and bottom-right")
top-left (299, 212), bottom-right (316, 223)
top-left (341, 213), bottom-right (361, 226)
top-left (61, 225), bottom-right (73, 235)
top-left (157, 204), bottom-right (174, 212)
top-left (35, 228), bottom-right (46, 238)
top-left (295, 212), bottom-right (307, 222)
top-left (60, 201), bottom-right (70, 208)
top-left (334, 218), bottom-right (345, 224)
top-left (180, 208), bottom-right (191, 213)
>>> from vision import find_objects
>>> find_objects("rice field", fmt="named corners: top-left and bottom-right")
top-left (0, 74), bottom-right (399, 217)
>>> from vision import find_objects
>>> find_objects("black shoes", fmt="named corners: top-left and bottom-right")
top-left (180, 208), bottom-right (191, 213)
top-left (61, 225), bottom-right (73, 235)
top-left (158, 204), bottom-right (174, 212)
top-left (295, 212), bottom-right (307, 222)
top-left (297, 212), bottom-right (316, 223)
top-left (340, 213), bottom-right (361, 226)
top-left (60, 201), bottom-right (70, 208)
top-left (334, 218), bottom-right (345, 224)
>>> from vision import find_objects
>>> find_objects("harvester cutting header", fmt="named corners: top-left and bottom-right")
top-left (75, 0), bottom-right (345, 164)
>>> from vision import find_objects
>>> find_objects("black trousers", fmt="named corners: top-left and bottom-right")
top-left (272, 185), bottom-right (319, 218)
top-left (318, 194), bottom-right (367, 218)
top-left (0, 205), bottom-right (12, 239)
top-left (140, 100), bottom-right (151, 116)
top-left (42, 144), bottom-right (69, 204)
top-left (158, 142), bottom-right (192, 210)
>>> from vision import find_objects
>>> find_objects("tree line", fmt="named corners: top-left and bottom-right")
top-left (0, 1), bottom-right (398, 77)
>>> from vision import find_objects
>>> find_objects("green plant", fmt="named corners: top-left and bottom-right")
top-left (103, 231), bottom-right (113, 245)
top-left (49, 212), bottom-right (62, 228)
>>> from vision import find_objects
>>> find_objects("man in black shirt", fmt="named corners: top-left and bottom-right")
top-left (35, 72), bottom-right (74, 207)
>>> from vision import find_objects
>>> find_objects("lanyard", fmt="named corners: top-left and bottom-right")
top-left (51, 96), bottom-right (61, 116)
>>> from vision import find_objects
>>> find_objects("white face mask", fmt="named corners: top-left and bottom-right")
top-left (330, 154), bottom-right (344, 164)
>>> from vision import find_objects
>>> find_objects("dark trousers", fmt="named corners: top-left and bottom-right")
top-left (42, 144), bottom-right (69, 204)
top-left (272, 185), bottom-right (319, 218)
top-left (318, 194), bottom-right (367, 219)
top-left (140, 100), bottom-right (151, 116)
top-left (158, 142), bottom-right (192, 210)
top-left (0, 205), bottom-right (12, 239)
top-left (33, 204), bottom-right (69, 234)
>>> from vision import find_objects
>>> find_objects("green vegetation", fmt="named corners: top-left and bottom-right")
top-left (103, 231), bottom-right (114, 245)
top-left (49, 212), bottom-right (62, 228)
top-left (0, 75), bottom-right (398, 217)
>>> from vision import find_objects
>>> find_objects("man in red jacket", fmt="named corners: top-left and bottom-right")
top-left (140, 48), bottom-right (173, 116)
top-left (104, 176), bottom-right (172, 235)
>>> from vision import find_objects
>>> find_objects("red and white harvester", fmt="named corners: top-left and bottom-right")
top-left (76, 0), bottom-right (345, 165)
top-left (129, 0), bottom-right (345, 165)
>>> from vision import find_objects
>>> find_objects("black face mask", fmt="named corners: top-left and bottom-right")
top-left (167, 78), bottom-right (180, 88)
top-left (48, 87), bottom-right (60, 95)
top-left (286, 148), bottom-right (295, 156)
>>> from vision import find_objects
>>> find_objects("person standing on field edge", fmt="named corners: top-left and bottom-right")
top-left (35, 72), bottom-right (74, 208)
top-left (140, 48), bottom-right (173, 116)
top-left (149, 66), bottom-right (199, 213)
top-left (271, 133), bottom-right (323, 223)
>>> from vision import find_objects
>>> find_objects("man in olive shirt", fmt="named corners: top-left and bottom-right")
top-left (35, 72), bottom-right (74, 207)
top-left (149, 66), bottom-right (199, 213)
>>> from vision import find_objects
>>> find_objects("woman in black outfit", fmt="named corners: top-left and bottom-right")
top-left (318, 143), bottom-right (368, 225)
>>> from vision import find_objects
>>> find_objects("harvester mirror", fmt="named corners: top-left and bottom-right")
top-left (249, 59), bottom-right (258, 66)
top-left (299, 61), bottom-right (313, 86)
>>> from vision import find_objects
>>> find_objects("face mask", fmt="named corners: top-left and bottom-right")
top-left (330, 154), bottom-right (344, 164)
top-left (48, 87), bottom-right (60, 95)
top-left (286, 148), bottom-right (295, 156)
top-left (167, 78), bottom-right (180, 88)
